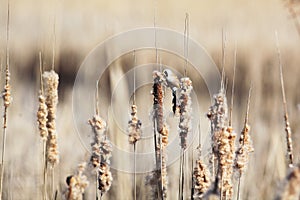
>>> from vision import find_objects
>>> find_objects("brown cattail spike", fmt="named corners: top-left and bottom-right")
top-left (193, 159), bottom-right (211, 198)
top-left (275, 32), bottom-right (294, 167)
top-left (179, 77), bottom-right (193, 149)
top-left (37, 94), bottom-right (48, 140)
top-left (218, 126), bottom-right (236, 199)
top-left (43, 70), bottom-right (59, 166)
top-left (128, 104), bottom-right (142, 145)
top-left (88, 114), bottom-right (113, 194)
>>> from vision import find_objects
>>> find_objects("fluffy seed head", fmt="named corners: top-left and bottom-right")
top-left (43, 70), bottom-right (59, 166)
top-left (37, 93), bottom-right (48, 140)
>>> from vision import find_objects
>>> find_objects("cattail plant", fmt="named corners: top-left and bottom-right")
top-left (275, 32), bottom-right (294, 168)
top-left (88, 81), bottom-right (113, 198)
top-left (43, 70), bottom-right (60, 167)
top-left (42, 69), bottom-right (59, 199)
top-left (148, 70), bottom-right (170, 199)
top-left (0, 2), bottom-right (11, 198)
top-left (88, 114), bottom-right (113, 197)
top-left (64, 162), bottom-right (89, 200)
top-left (128, 103), bottom-right (142, 200)
top-left (218, 126), bottom-right (236, 200)
top-left (178, 77), bottom-right (192, 150)
top-left (36, 52), bottom-right (48, 200)
top-left (177, 77), bottom-right (193, 200)
top-left (235, 88), bottom-right (254, 177)
top-left (207, 86), bottom-right (228, 188)
top-left (192, 123), bottom-right (211, 200)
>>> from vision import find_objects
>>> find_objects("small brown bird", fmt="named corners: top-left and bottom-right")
top-left (163, 69), bottom-right (180, 114)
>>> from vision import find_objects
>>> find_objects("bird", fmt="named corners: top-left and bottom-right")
top-left (163, 69), bottom-right (180, 90)
top-left (163, 69), bottom-right (180, 114)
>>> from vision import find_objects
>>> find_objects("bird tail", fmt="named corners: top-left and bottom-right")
top-left (172, 90), bottom-right (177, 114)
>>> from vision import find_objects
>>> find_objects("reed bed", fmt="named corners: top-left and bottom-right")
top-left (1, 2), bottom-right (300, 199)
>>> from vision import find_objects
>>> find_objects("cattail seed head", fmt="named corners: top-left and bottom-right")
top-left (37, 93), bottom-right (48, 140)
top-left (218, 126), bottom-right (236, 199)
top-left (88, 115), bottom-right (107, 168)
top-left (98, 162), bottom-right (113, 194)
top-left (2, 67), bottom-right (11, 108)
top-left (128, 104), bottom-right (142, 145)
top-left (152, 71), bottom-right (165, 133)
top-left (193, 159), bottom-right (211, 199)
top-left (43, 70), bottom-right (59, 166)
top-left (235, 124), bottom-right (254, 175)
top-left (88, 114), bottom-right (113, 194)
top-left (179, 77), bottom-right (193, 149)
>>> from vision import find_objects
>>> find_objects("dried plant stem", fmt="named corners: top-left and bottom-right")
top-left (134, 144), bottom-right (137, 200)
top-left (275, 32), bottom-right (294, 168)
top-left (43, 141), bottom-right (47, 200)
top-left (235, 86), bottom-right (254, 200)
top-left (184, 13), bottom-right (189, 77)
top-left (229, 43), bottom-right (237, 127)
top-left (0, 1), bottom-right (11, 198)
top-left (38, 52), bottom-right (48, 200)
top-left (51, 168), bottom-right (55, 200)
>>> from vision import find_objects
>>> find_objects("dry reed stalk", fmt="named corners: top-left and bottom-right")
top-left (178, 77), bottom-right (193, 150)
top-left (229, 43), bottom-right (237, 127)
top-left (150, 70), bottom-right (171, 199)
top-left (43, 70), bottom-right (60, 167)
top-left (0, 1), bottom-right (11, 198)
top-left (160, 124), bottom-right (169, 199)
top-left (275, 32), bottom-right (294, 168)
top-left (37, 52), bottom-right (48, 200)
top-left (178, 77), bottom-right (193, 200)
top-left (235, 87), bottom-right (254, 200)
top-left (88, 114), bottom-right (113, 196)
top-left (275, 164), bottom-right (300, 200)
top-left (64, 162), bottom-right (89, 200)
top-left (128, 103), bottom-right (142, 200)
top-left (150, 70), bottom-right (166, 199)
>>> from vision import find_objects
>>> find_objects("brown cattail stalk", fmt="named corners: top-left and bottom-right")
top-left (151, 70), bottom-right (165, 199)
top-left (218, 126), bottom-right (236, 200)
top-left (235, 87), bottom-right (254, 200)
top-left (37, 52), bottom-right (48, 200)
top-left (275, 32), bottom-right (294, 168)
top-left (178, 77), bottom-right (193, 200)
top-left (151, 70), bottom-right (171, 199)
top-left (193, 158), bottom-right (211, 199)
top-left (207, 87), bottom-right (228, 179)
top-left (128, 104), bottom-right (142, 200)
top-left (64, 162), bottom-right (89, 200)
top-left (43, 70), bottom-right (59, 199)
top-left (128, 104), bottom-right (142, 145)
top-left (193, 122), bottom-right (211, 200)
top-left (43, 70), bottom-right (60, 167)
top-left (88, 114), bottom-right (113, 196)
top-left (0, 1), bottom-right (11, 198)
